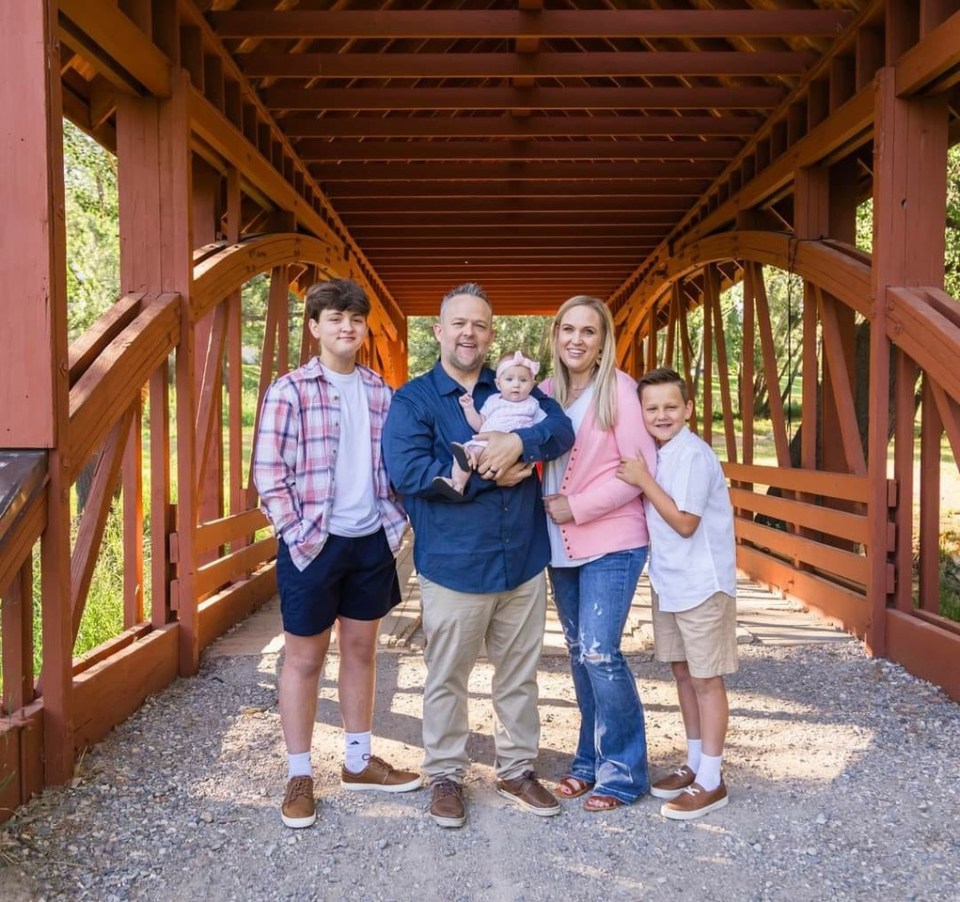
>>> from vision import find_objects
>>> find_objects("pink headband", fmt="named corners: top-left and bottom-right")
top-left (496, 351), bottom-right (540, 380)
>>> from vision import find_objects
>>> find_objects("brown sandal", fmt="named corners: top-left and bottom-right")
top-left (555, 775), bottom-right (595, 799)
top-left (583, 793), bottom-right (624, 812)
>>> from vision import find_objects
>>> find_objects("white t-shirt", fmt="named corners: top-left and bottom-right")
top-left (321, 365), bottom-right (381, 538)
top-left (645, 426), bottom-right (737, 612)
top-left (542, 386), bottom-right (602, 568)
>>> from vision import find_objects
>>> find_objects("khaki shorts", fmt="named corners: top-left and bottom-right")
top-left (651, 588), bottom-right (739, 678)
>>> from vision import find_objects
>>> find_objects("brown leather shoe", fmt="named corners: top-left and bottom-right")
top-left (429, 779), bottom-right (466, 828)
top-left (650, 764), bottom-right (696, 800)
top-left (281, 775), bottom-right (316, 829)
top-left (496, 771), bottom-right (561, 817)
top-left (341, 755), bottom-right (422, 793)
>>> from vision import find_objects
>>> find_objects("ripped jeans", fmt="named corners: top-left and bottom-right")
top-left (549, 547), bottom-right (649, 803)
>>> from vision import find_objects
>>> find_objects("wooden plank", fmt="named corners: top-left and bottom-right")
top-left (197, 565), bottom-right (277, 652)
top-left (2, 561), bottom-right (35, 714)
top-left (918, 377), bottom-right (942, 614)
top-left (896, 9), bottom-right (960, 96)
top-left (72, 623), bottom-right (152, 676)
top-left (266, 85), bottom-right (784, 112)
top-left (723, 462), bottom-right (870, 501)
top-left (195, 509), bottom-right (269, 555)
top-left (728, 487), bottom-right (868, 545)
top-left (298, 139), bottom-right (744, 163)
top-left (70, 411), bottom-right (132, 640)
top-left (71, 624), bottom-right (179, 750)
top-left (737, 518), bottom-right (869, 587)
top-left (0, 0), bottom-right (68, 447)
top-left (59, 0), bottom-right (172, 97)
top-left (194, 536), bottom-right (277, 600)
top-left (67, 294), bottom-right (144, 387)
top-left (0, 486), bottom-right (47, 607)
top-left (752, 264), bottom-right (791, 467)
top-left (885, 610), bottom-right (960, 701)
top-left (312, 160), bottom-right (723, 182)
top-left (123, 401), bottom-right (144, 627)
top-left (150, 362), bottom-right (173, 628)
top-left (194, 301), bottom-right (229, 499)
top-left (708, 278), bottom-right (738, 463)
top-left (816, 287), bottom-right (867, 475)
top-left (210, 10), bottom-right (854, 39)
top-left (67, 294), bottom-right (181, 484)
top-left (242, 50), bottom-right (814, 79)
top-left (886, 287), bottom-right (960, 403)
top-left (737, 544), bottom-right (869, 638)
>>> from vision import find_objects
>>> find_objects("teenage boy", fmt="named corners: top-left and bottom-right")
top-left (254, 278), bottom-right (420, 830)
top-left (617, 367), bottom-right (737, 820)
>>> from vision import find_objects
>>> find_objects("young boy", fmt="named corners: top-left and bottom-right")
top-left (617, 367), bottom-right (738, 820)
top-left (253, 278), bottom-right (420, 829)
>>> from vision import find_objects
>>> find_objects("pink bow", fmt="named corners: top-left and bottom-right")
top-left (496, 350), bottom-right (540, 379)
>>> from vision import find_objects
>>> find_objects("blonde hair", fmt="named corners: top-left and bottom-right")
top-left (550, 295), bottom-right (618, 430)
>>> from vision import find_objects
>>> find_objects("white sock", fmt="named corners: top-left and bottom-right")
top-left (287, 751), bottom-right (312, 779)
top-left (344, 731), bottom-right (372, 774)
top-left (697, 753), bottom-right (723, 791)
top-left (686, 738), bottom-right (702, 773)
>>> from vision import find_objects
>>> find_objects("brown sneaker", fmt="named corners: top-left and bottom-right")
top-left (281, 775), bottom-right (316, 829)
top-left (496, 771), bottom-right (561, 818)
top-left (650, 764), bottom-right (696, 800)
top-left (661, 780), bottom-right (729, 821)
top-left (341, 755), bottom-right (422, 793)
top-left (429, 779), bottom-right (466, 828)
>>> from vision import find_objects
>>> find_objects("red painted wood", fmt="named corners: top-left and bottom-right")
top-left (0, 0), bottom-right (68, 446)
top-left (123, 400), bottom-right (144, 628)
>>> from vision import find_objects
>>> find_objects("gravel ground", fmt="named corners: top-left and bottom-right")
top-left (1, 640), bottom-right (958, 902)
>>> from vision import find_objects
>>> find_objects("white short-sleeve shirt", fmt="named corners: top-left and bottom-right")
top-left (645, 426), bottom-right (737, 612)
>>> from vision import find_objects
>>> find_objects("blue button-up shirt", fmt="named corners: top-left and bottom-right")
top-left (383, 362), bottom-right (575, 594)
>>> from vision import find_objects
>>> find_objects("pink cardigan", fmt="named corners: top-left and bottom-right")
top-left (540, 370), bottom-right (657, 559)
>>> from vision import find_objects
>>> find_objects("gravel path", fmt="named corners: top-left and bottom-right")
top-left (1, 638), bottom-right (958, 901)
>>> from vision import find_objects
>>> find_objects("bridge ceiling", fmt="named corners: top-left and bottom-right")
top-left (203, 2), bottom-right (865, 314)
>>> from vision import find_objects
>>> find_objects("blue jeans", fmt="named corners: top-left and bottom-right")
top-left (549, 547), bottom-right (649, 803)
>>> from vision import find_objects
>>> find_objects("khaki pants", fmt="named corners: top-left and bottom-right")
top-left (419, 573), bottom-right (547, 783)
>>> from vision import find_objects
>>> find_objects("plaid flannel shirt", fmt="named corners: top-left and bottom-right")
top-left (253, 358), bottom-right (407, 571)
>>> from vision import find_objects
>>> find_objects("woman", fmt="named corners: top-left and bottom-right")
top-left (539, 295), bottom-right (657, 811)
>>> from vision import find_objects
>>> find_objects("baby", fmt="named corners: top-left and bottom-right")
top-left (433, 350), bottom-right (546, 499)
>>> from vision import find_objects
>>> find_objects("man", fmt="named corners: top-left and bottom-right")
top-left (383, 282), bottom-right (575, 828)
top-left (254, 279), bottom-right (421, 830)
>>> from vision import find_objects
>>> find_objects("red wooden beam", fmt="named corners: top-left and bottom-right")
top-left (312, 161), bottom-right (723, 181)
top-left (263, 85), bottom-right (785, 111)
top-left (209, 10), bottom-right (855, 40)
top-left (241, 50), bottom-right (816, 80)
top-left (297, 139), bottom-right (744, 163)
top-left (324, 179), bottom-right (708, 198)
top-left (280, 114), bottom-right (765, 139)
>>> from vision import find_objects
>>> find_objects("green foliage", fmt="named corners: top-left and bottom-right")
top-left (407, 314), bottom-right (553, 379)
top-left (63, 120), bottom-right (119, 340)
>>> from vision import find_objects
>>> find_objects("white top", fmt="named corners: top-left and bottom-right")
top-left (477, 394), bottom-right (545, 432)
top-left (543, 386), bottom-right (602, 568)
top-left (321, 365), bottom-right (381, 538)
top-left (645, 426), bottom-right (737, 612)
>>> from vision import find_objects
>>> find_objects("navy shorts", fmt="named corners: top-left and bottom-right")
top-left (276, 529), bottom-right (401, 637)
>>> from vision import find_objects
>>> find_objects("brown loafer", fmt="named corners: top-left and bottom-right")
top-left (497, 771), bottom-right (561, 817)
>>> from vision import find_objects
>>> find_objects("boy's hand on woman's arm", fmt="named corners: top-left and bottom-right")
top-left (617, 452), bottom-right (654, 491)
top-left (618, 453), bottom-right (701, 537)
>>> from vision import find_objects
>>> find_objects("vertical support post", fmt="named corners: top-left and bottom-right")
top-left (1, 0), bottom-right (73, 786)
top-left (702, 268), bottom-right (715, 448)
top-left (123, 399), bottom-right (144, 626)
top-left (741, 263), bottom-right (755, 468)
top-left (869, 68), bottom-right (948, 655)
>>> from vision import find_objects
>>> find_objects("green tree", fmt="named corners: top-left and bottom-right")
top-left (63, 119), bottom-right (119, 340)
